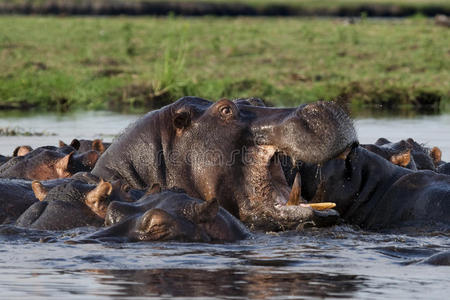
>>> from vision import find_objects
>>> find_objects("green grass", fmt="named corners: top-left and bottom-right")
top-left (0, 16), bottom-right (449, 112)
top-left (3, 0), bottom-right (450, 9)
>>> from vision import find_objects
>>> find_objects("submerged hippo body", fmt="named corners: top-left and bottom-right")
top-left (84, 189), bottom-right (250, 243)
top-left (0, 177), bottom-right (78, 224)
top-left (15, 178), bottom-right (134, 230)
top-left (92, 97), bottom-right (357, 230)
top-left (298, 146), bottom-right (450, 231)
top-left (437, 163), bottom-right (450, 175)
top-left (0, 179), bottom-right (38, 224)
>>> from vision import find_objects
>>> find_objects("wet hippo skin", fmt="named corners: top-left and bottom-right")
top-left (298, 146), bottom-right (450, 231)
top-left (92, 97), bottom-right (357, 230)
top-left (15, 178), bottom-right (135, 230)
top-left (81, 189), bottom-right (250, 243)
top-left (0, 146), bottom-right (99, 180)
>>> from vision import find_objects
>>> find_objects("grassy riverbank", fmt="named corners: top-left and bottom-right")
top-left (1, 0), bottom-right (449, 17)
top-left (0, 16), bottom-right (448, 112)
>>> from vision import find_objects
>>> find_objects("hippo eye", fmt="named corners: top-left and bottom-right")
top-left (121, 184), bottom-right (131, 193)
top-left (220, 106), bottom-right (233, 117)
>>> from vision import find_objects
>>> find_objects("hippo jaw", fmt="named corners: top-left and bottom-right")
top-left (236, 102), bottom-right (357, 228)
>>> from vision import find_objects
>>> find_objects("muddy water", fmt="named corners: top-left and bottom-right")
top-left (0, 111), bottom-right (449, 299)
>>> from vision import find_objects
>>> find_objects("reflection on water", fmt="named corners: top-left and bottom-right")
top-left (0, 225), bottom-right (449, 299)
top-left (86, 268), bottom-right (364, 299)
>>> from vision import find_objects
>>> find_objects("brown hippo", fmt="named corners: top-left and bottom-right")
top-left (0, 146), bottom-right (99, 180)
top-left (362, 138), bottom-right (442, 171)
top-left (297, 145), bottom-right (450, 232)
top-left (60, 139), bottom-right (111, 154)
top-left (78, 189), bottom-right (250, 243)
top-left (361, 139), bottom-right (417, 170)
top-left (92, 97), bottom-right (357, 230)
top-left (0, 145), bottom-right (33, 166)
top-left (14, 178), bottom-right (137, 230)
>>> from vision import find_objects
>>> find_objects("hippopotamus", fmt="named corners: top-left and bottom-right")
top-left (297, 146), bottom-right (450, 231)
top-left (80, 188), bottom-right (250, 243)
top-left (0, 145), bottom-right (33, 166)
top-left (92, 97), bottom-right (357, 230)
top-left (362, 138), bottom-right (441, 171)
top-left (0, 178), bottom-right (39, 224)
top-left (60, 139), bottom-right (111, 154)
top-left (0, 177), bottom-right (82, 224)
top-left (437, 163), bottom-right (450, 175)
top-left (15, 177), bottom-right (137, 230)
top-left (0, 145), bottom-right (99, 180)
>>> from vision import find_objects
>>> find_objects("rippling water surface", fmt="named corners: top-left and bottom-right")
top-left (0, 111), bottom-right (449, 299)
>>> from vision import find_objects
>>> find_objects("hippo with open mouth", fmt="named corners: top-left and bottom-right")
top-left (92, 97), bottom-right (357, 230)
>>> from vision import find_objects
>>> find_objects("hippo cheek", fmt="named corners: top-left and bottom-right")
top-left (105, 201), bottom-right (141, 226)
top-left (301, 146), bottom-right (365, 213)
top-left (198, 217), bottom-right (236, 242)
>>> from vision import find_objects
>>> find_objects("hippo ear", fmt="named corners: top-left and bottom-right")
top-left (70, 139), bottom-right (80, 150)
top-left (55, 152), bottom-right (75, 178)
top-left (92, 139), bottom-right (105, 153)
top-left (192, 198), bottom-right (219, 223)
top-left (146, 183), bottom-right (161, 195)
top-left (430, 147), bottom-right (442, 165)
top-left (86, 180), bottom-right (113, 218)
top-left (59, 140), bottom-right (68, 147)
top-left (173, 111), bottom-right (191, 131)
top-left (13, 145), bottom-right (32, 157)
top-left (375, 138), bottom-right (390, 146)
top-left (390, 150), bottom-right (411, 167)
top-left (32, 180), bottom-right (48, 201)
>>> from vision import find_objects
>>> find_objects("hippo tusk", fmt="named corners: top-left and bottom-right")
top-left (287, 172), bottom-right (306, 206)
top-left (301, 202), bottom-right (336, 210)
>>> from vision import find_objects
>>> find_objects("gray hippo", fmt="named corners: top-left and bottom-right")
top-left (15, 178), bottom-right (136, 230)
top-left (79, 188), bottom-right (250, 243)
top-left (91, 97), bottom-right (358, 230)
top-left (297, 146), bottom-right (450, 232)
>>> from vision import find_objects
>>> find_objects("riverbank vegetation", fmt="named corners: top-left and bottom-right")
top-left (0, 16), bottom-right (448, 112)
top-left (1, 0), bottom-right (449, 17)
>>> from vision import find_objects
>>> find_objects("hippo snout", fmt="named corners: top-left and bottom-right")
top-left (278, 102), bottom-right (358, 163)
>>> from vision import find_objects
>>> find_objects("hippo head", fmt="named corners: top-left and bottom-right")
top-left (297, 146), bottom-right (411, 224)
top-left (98, 190), bottom-right (249, 242)
top-left (93, 97), bottom-right (357, 229)
top-left (31, 178), bottom-right (136, 220)
top-left (0, 146), bottom-right (100, 180)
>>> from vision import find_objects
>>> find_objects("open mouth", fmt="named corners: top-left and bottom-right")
top-left (243, 143), bottom-right (357, 210)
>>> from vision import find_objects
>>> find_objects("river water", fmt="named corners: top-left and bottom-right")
top-left (0, 110), bottom-right (449, 299)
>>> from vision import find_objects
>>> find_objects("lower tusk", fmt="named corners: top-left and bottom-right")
top-left (301, 202), bottom-right (336, 210)
top-left (287, 172), bottom-right (306, 206)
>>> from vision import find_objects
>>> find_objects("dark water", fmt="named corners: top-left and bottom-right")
top-left (0, 225), bottom-right (449, 299)
top-left (0, 111), bottom-right (449, 299)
